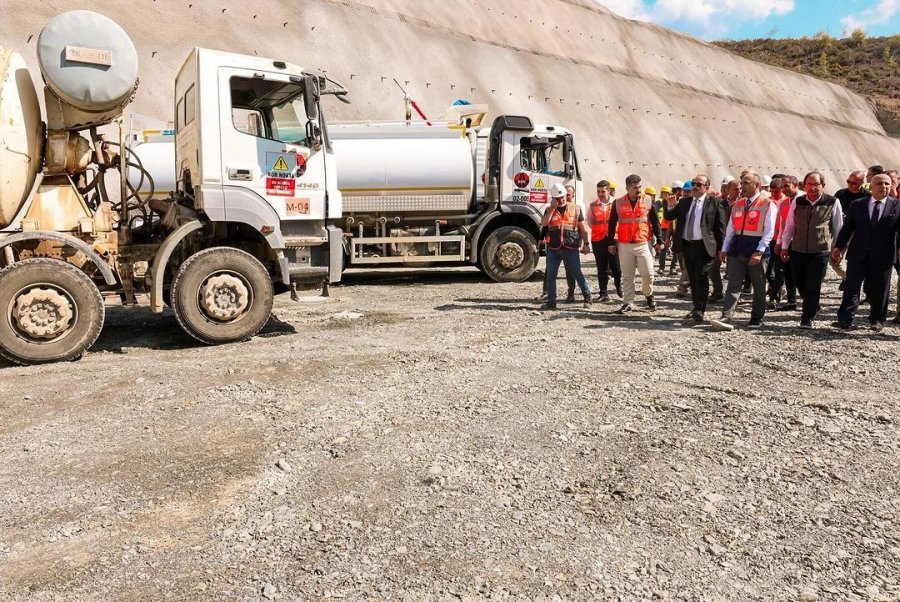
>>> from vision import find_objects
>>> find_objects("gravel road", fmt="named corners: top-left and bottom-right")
top-left (1, 264), bottom-right (898, 601)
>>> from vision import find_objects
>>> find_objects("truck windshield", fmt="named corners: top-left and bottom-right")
top-left (230, 76), bottom-right (309, 147)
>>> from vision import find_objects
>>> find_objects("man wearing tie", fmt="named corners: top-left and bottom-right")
top-left (663, 174), bottom-right (727, 324)
top-left (831, 174), bottom-right (900, 332)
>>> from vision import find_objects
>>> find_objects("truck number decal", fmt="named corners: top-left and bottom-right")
top-left (285, 197), bottom-right (311, 216)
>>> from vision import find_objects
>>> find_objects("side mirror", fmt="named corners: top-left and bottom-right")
top-left (247, 113), bottom-right (261, 136)
top-left (303, 75), bottom-right (319, 121)
top-left (562, 134), bottom-right (572, 164)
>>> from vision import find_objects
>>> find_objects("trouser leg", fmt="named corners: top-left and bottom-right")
top-left (784, 258), bottom-right (797, 302)
top-left (592, 242), bottom-right (609, 294)
top-left (610, 252), bottom-right (622, 296)
top-left (633, 243), bottom-right (655, 297)
top-left (565, 265), bottom-right (576, 296)
top-left (709, 257), bottom-right (723, 296)
top-left (837, 261), bottom-right (865, 324)
top-left (769, 248), bottom-right (786, 301)
top-left (749, 258), bottom-right (768, 321)
top-left (684, 242), bottom-right (711, 313)
top-left (677, 252), bottom-right (690, 293)
top-left (795, 251), bottom-right (829, 321)
top-left (721, 256), bottom-right (748, 319)
top-left (562, 248), bottom-right (591, 300)
top-left (546, 249), bottom-right (562, 305)
top-left (618, 242), bottom-right (638, 305)
top-left (867, 263), bottom-right (893, 324)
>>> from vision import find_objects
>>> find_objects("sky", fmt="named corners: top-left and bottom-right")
top-left (596, 0), bottom-right (900, 40)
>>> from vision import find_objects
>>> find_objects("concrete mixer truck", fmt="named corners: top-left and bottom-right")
top-left (0, 10), bottom-right (342, 364)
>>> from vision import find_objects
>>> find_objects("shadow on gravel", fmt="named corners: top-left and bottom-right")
top-left (435, 302), bottom-right (538, 312)
top-left (91, 307), bottom-right (297, 354)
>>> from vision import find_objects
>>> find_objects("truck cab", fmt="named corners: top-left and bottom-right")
top-left (172, 48), bottom-right (343, 290)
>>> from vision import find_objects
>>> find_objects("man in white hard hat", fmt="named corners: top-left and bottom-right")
top-left (539, 183), bottom-right (592, 310)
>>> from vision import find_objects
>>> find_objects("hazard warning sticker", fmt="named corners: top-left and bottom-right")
top-left (533, 178), bottom-right (546, 190)
top-left (266, 152), bottom-right (297, 176)
top-left (266, 177), bottom-right (295, 197)
top-left (285, 197), bottom-right (310, 216)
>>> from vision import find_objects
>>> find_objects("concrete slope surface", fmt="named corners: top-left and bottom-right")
top-left (4, 0), bottom-right (900, 187)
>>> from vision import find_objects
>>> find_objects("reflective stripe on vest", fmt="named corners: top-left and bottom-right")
top-left (548, 202), bottom-right (581, 249)
top-left (590, 201), bottom-right (612, 242)
top-left (615, 195), bottom-right (652, 243)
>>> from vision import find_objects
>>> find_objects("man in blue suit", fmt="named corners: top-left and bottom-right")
top-left (831, 174), bottom-right (900, 332)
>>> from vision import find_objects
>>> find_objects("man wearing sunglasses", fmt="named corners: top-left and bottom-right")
top-left (663, 174), bottom-right (727, 323)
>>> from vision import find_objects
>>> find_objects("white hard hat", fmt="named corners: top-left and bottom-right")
top-left (721, 175), bottom-right (736, 184)
top-left (762, 175), bottom-right (772, 186)
top-left (550, 183), bottom-right (567, 198)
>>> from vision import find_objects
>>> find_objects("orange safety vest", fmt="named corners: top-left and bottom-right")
top-left (589, 200), bottom-right (612, 242)
top-left (731, 196), bottom-right (773, 237)
top-left (547, 202), bottom-right (581, 250)
top-left (615, 195), bottom-right (652, 243)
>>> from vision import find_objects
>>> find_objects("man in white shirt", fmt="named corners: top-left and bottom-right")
top-left (778, 171), bottom-right (844, 329)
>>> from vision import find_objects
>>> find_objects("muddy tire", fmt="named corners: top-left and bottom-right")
top-left (171, 247), bottom-right (273, 345)
top-left (0, 258), bottom-right (105, 365)
top-left (478, 226), bottom-right (538, 282)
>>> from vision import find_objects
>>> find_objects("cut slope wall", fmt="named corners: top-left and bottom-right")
top-left (4, 0), bottom-right (899, 190)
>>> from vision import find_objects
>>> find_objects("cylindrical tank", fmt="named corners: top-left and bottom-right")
top-left (0, 48), bottom-right (43, 228)
top-left (330, 123), bottom-right (474, 213)
top-left (37, 10), bottom-right (138, 113)
top-left (127, 138), bottom-right (176, 198)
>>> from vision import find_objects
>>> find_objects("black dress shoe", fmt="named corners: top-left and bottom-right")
top-left (892, 315), bottom-right (900, 324)
top-left (871, 322), bottom-right (885, 333)
top-left (831, 321), bottom-right (853, 330)
top-left (778, 302), bottom-right (797, 311)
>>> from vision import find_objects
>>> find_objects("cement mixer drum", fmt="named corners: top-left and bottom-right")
top-left (37, 10), bottom-right (138, 113)
top-left (0, 48), bottom-right (43, 228)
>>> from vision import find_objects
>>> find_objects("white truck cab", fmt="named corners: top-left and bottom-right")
top-left (173, 48), bottom-right (344, 288)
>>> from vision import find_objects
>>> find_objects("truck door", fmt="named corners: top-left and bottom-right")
top-left (218, 68), bottom-right (328, 228)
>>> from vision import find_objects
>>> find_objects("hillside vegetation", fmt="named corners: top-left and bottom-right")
top-left (715, 31), bottom-right (900, 136)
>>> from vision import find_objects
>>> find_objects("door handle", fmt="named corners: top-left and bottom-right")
top-left (228, 168), bottom-right (253, 181)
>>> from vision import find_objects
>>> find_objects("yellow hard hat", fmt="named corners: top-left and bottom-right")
top-left (608, 180), bottom-right (617, 190)
top-left (660, 186), bottom-right (672, 194)
top-left (644, 186), bottom-right (657, 195)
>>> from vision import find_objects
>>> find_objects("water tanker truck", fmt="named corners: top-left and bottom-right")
top-left (0, 10), bottom-right (581, 365)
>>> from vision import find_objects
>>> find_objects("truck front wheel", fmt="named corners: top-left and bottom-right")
top-left (0, 258), bottom-right (105, 364)
top-left (171, 247), bottom-right (274, 345)
top-left (478, 226), bottom-right (538, 283)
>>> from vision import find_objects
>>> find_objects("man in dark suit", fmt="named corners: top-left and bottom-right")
top-left (663, 174), bottom-right (727, 324)
top-left (831, 174), bottom-right (900, 332)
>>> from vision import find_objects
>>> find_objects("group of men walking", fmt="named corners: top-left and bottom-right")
top-left (539, 166), bottom-right (900, 332)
